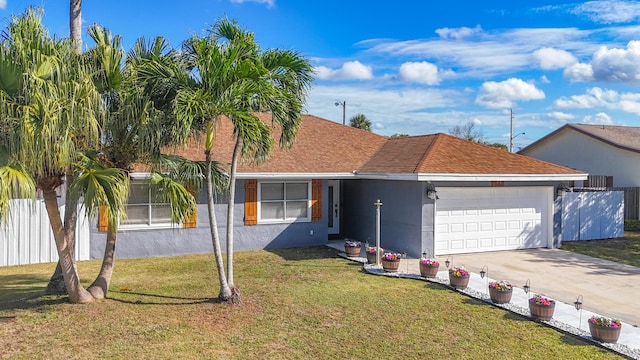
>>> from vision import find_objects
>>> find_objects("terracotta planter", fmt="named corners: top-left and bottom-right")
top-left (344, 246), bottom-right (361, 257)
top-left (448, 274), bottom-right (470, 290)
top-left (381, 259), bottom-right (400, 273)
top-left (589, 322), bottom-right (622, 343)
top-left (419, 263), bottom-right (439, 278)
top-left (529, 301), bottom-right (555, 321)
top-left (489, 287), bottom-right (512, 304)
top-left (366, 251), bottom-right (383, 264)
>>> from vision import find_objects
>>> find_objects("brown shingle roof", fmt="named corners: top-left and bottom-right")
top-left (169, 113), bottom-right (388, 174)
top-left (361, 133), bottom-right (583, 175)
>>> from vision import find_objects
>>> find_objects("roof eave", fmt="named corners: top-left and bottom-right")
top-left (356, 172), bottom-right (588, 182)
top-left (236, 172), bottom-right (359, 179)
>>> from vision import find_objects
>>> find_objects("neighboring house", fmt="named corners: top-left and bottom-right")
top-left (89, 114), bottom-right (586, 260)
top-left (519, 124), bottom-right (640, 188)
top-left (519, 123), bottom-right (640, 220)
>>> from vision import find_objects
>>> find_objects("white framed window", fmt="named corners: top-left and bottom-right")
top-left (120, 179), bottom-right (176, 230)
top-left (258, 181), bottom-right (311, 223)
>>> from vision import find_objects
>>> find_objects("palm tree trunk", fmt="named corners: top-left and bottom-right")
top-left (46, 176), bottom-right (77, 294)
top-left (205, 149), bottom-right (232, 301)
top-left (69, 0), bottom-right (82, 54)
top-left (42, 188), bottom-right (93, 303)
top-left (87, 220), bottom-right (117, 299)
top-left (225, 137), bottom-right (242, 288)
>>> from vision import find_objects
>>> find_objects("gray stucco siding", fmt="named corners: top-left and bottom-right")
top-left (90, 179), bottom-right (328, 260)
top-left (343, 180), bottom-right (423, 257)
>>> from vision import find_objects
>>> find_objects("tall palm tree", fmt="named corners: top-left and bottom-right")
top-left (70, 0), bottom-right (82, 54)
top-left (140, 18), bottom-right (312, 301)
top-left (0, 8), bottom-right (104, 303)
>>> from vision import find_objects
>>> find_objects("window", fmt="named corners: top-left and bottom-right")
top-left (259, 181), bottom-right (311, 222)
top-left (121, 180), bottom-right (174, 228)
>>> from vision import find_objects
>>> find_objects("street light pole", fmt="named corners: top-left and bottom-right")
top-left (335, 100), bottom-right (346, 125)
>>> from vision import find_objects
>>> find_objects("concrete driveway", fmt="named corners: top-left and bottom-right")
top-left (445, 248), bottom-right (640, 327)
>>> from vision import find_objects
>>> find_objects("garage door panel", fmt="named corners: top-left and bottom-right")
top-left (434, 187), bottom-right (551, 255)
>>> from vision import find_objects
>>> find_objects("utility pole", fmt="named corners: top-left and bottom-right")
top-left (509, 108), bottom-right (514, 153)
top-left (335, 100), bottom-right (346, 125)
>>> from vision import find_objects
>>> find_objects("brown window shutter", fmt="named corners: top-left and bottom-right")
top-left (312, 179), bottom-right (322, 222)
top-left (183, 190), bottom-right (198, 228)
top-left (244, 179), bottom-right (258, 225)
top-left (98, 205), bottom-right (108, 232)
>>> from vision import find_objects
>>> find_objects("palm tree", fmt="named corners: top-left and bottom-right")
top-left (349, 113), bottom-right (372, 131)
top-left (137, 18), bottom-right (312, 301)
top-left (0, 8), bottom-right (104, 303)
top-left (70, 0), bottom-right (82, 54)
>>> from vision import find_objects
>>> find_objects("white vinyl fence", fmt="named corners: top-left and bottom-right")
top-left (0, 199), bottom-right (90, 267)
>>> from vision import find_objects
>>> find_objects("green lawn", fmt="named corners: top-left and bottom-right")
top-left (0, 247), bottom-right (622, 359)
top-left (561, 231), bottom-right (640, 267)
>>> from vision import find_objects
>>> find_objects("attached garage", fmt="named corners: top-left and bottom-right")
top-left (434, 187), bottom-right (553, 255)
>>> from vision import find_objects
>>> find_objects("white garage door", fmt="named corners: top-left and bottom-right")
top-left (434, 187), bottom-right (552, 255)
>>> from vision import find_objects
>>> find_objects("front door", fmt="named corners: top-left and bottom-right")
top-left (327, 180), bottom-right (340, 235)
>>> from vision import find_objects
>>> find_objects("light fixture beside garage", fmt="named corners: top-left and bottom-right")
top-left (426, 184), bottom-right (438, 200)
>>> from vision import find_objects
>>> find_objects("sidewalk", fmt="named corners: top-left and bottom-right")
top-left (328, 243), bottom-right (640, 359)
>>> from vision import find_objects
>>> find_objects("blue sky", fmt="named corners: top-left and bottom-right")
top-left (3, 1), bottom-right (640, 149)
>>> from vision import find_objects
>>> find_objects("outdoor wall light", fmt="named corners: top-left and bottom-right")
top-left (445, 256), bottom-right (452, 269)
top-left (426, 184), bottom-right (438, 200)
top-left (422, 249), bottom-right (430, 259)
top-left (523, 279), bottom-right (531, 295)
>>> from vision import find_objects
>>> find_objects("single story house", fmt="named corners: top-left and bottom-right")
top-left (89, 114), bottom-right (587, 259)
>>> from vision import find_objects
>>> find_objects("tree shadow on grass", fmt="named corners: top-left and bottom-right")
top-left (107, 290), bottom-right (213, 306)
top-left (266, 246), bottom-right (340, 262)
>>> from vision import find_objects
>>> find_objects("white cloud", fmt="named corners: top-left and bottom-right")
top-left (230, 0), bottom-right (274, 6)
top-left (563, 63), bottom-right (594, 82)
top-left (532, 48), bottom-right (577, 69)
top-left (0, 0), bottom-right (6, 10)
top-left (540, 75), bottom-right (550, 83)
top-left (398, 61), bottom-right (440, 85)
top-left (571, 1), bottom-right (640, 24)
top-left (582, 112), bottom-right (614, 124)
top-left (590, 41), bottom-right (640, 81)
top-left (555, 87), bottom-right (619, 108)
top-left (475, 78), bottom-right (545, 108)
top-left (314, 61), bottom-right (373, 81)
top-left (435, 25), bottom-right (482, 39)
top-left (548, 111), bottom-right (575, 121)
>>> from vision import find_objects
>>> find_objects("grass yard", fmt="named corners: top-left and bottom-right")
top-left (561, 231), bottom-right (640, 267)
top-left (0, 247), bottom-right (622, 359)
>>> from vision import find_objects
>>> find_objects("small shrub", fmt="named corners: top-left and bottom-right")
top-left (624, 220), bottom-right (640, 231)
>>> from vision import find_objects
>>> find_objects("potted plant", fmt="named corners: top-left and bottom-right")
top-left (488, 280), bottom-right (513, 304)
top-left (380, 253), bottom-right (402, 272)
top-left (588, 316), bottom-right (622, 343)
top-left (529, 295), bottom-right (555, 321)
top-left (344, 240), bottom-right (362, 257)
top-left (448, 266), bottom-right (470, 290)
top-left (419, 258), bottom-right (439, 278)
top-left (365, 245), bottom-right (383, 264)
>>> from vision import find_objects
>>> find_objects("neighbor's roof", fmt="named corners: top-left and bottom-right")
top-left (359, 133), bottom-right (585, 181)
top-left (169, 113), bottom-right (388, 178)
top-left (520, 124), bottom-right (640, 154)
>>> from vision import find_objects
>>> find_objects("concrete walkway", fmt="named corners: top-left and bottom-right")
top-left (328, 242), bottom-right (640, 359)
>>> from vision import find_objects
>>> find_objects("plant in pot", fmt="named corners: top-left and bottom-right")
top-left (365, 245), bottom-right (384, 264)
top-left (488, 280), bottom-right (513, 304)
top-left (529, 295), bottom-right (555, 321)
top-left (344, 240), bottom-right (362, 257)
top-left (588, 316), bottom-right (622, 343)
top-left (448, 266), bottom-right (470, 290)
top-left (380, 252), bottom-right (402, 273)
top-left (419, 258), bottom-right (439, 278)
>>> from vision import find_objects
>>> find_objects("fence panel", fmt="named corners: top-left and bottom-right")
top-left (561, 191), bottom-right (624, 241)
top-left (0, 199), bottom-right (90, 267)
